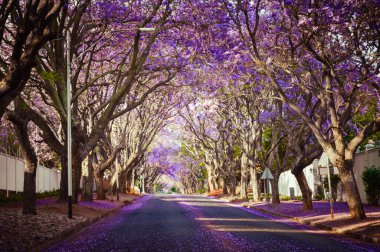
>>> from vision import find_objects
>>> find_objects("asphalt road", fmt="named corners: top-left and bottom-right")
top-left (45, 194), bottom-right (379, 252)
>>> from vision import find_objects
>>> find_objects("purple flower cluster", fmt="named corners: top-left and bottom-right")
top-left (255, 201), bottom-right (380, 218)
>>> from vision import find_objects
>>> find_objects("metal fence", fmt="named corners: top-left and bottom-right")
top-left (0, 153), bottom-right (61, 195)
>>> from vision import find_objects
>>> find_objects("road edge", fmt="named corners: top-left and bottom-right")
top-left (30, 195), bottom-right (146, 252)
top-left (218, 198), bottom-right (380, 245)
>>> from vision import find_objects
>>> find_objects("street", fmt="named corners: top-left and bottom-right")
top-left (46, 195), bottom-right (379, 252)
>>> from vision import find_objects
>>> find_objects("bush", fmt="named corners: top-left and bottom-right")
top-left (362, 166), bottom-right (380, 205)
top-left (280, 195), bottom-right (291, 201)
top-left (295, 196), bottom-right (302, 201)
top-left (0, 189), bottom-right (59, 204)
top-left (260, 193), bottom-right (271, 198)
top-left (196, 188), bottom-right (206, 194)
top-left (313, 194), bottom-right (324, 200)
top-left (0, 193), bottom-right (23, 203)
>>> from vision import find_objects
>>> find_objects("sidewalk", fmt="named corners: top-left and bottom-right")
top-left (242, 200), bottom-right (380, 244)
top-left (0, 193), bottom-right (141, 251)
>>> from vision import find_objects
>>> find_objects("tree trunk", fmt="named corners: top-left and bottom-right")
top-left (130, 169), bottom-right (135, 193)
top-left (229, 175), bottom-right (236, 196)
top-left (338, 161), bottom-right (366, 219)
top-left (207, 169), bottom-right (215, 192)
top-left (119, 170), bottom-right (127, 193)
top-left (82, 154), bottom-right (94, 201)
top-left (72, 150), bottom-right (82, 204)
top-left (11, 118), bottom-right (38, 215)
top-left (58, 153), bottom-right (68, 202)
top-left (96, 172), bottom-right (106, 200)
top-left (272, 171), bottom-right (280, 204)
top-left (250, 167), bottom-right (259, 201)
top-left (220, 177), bottom-right (228, 194)
top-left (212, 175), bottom-right (219, 190)
top-left (293, 170), bottom-right (313, 210)
top-left (240, 154), bottom-right (248, 199)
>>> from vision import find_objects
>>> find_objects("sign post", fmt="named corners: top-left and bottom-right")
top-left (318, 153), bottom-right (338, 219)
top-left (260, 168), bottom-right (274, 204)
top-left (326, 161), bottom-right (334, 219)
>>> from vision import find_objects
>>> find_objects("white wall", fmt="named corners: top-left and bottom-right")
top-left (278, 148), bottom-right (380, 203)
top-left (353, 147), bottom-right (380, 204)
top-left (278, 160), bottom-right (318, 197)
top-left (0, 153), bottom-right (61, 193)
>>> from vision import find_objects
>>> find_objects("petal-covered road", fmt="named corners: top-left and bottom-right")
top-left (45, 195), bottom-right (379, 252)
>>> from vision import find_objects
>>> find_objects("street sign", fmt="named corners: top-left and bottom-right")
top-left (318, 166), bottom-right (339, 175)
top-left (260, 167), bottom-right (274, 180)
top-left (318, 152), bottom-right (339, 175)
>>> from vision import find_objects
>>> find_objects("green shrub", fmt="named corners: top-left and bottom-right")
top-left (196, 188), bottom-right (206, 194)
top-left (36, 189), bottom-right (59, 199)
top-left (313, 194), bottom-right (324, 200)
top-left (0, 189), bottom-right (59, 204)
top-left (260, 193), bottom-right (271, 198)
top-left (280, 195), bottom-right (291, 201)
top-left (0, 193), bottom-right (23, 203)
top-left (295, 196), bottom-right (303, 200)
top-left (362, 166), bottom-right (380, 205)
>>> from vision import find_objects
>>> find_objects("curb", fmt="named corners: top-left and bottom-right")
top-left (30, 197), bottom-right (140, 251)
top-left (248, 206), bottom-right (380, 244)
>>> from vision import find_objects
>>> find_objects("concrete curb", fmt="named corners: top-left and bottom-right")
top-left (248, 206), bottom-right (380, 244)
top-left (30, 197), bottom-right (142, 251)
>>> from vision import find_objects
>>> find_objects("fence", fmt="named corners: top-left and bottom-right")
top-left (0, 153), bottom-right (61, 195)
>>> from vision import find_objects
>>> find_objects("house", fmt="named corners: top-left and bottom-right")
top-left (278, 146), bottom-right (380, 204)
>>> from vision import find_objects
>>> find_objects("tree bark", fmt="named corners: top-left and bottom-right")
top-left (293, 170), bottom-right (313, 210)
top-left (249, 167), bottom-right (259, 201)
top-left (338, 160), bottom-right (366, 219)
top-left (82, 153), bottom-right (94, 201)
top-left (207, 166), bottom-right (215, 192)
top-left (6, 109), bottom-right (38, 214)
top-left (58, 153), bottom-right (68, 202)
top-left (130, 168), bottom-right (135, 193)
top-left (96, 171), bottom-right (106, 200)
top-left (272, 171), bottom-right (281, 204)
top-left (220, 177), bottom-right (228, 194)
top-left (240, 154), bottom-right (248, 199)
top-left (72, 150), bottom-right (82, 203)
top-left (119, 170), bottom-right (127, 193)
top-left (229, 175), bottom-right (237, 196)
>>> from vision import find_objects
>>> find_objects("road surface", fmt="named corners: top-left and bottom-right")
top-left (45, 194), bottom-right (379, 252)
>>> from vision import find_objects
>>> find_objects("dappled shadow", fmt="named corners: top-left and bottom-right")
top-left (176, 196), bottom-right (339, 240)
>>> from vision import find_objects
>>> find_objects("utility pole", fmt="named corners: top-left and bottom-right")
top-left (116, 157), bottom-right (120, 201)
top-left (327, 159), bottom-right (334, 219)
top-left (67, 31), bottom-right (73, 219)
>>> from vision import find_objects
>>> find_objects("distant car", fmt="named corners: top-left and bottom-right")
top-left (158, 189), bottom-right (164, 193)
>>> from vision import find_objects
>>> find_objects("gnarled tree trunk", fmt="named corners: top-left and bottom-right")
top-left (96, 171), bottom-right (106, 200)
top-left (292, 170), bottom-right (313, 210)
top-left (337, 159), bottom-right (366, 219)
